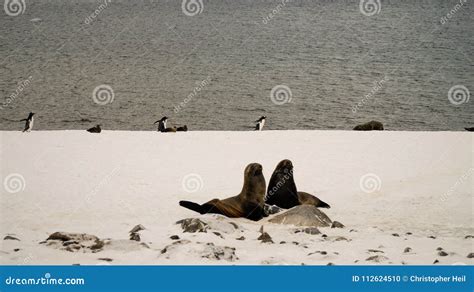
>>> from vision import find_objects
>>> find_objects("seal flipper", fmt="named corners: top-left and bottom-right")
top-left (297, 191), bottom-right (331, 209)
top-left (179, 199), bottom-right (228, 216)
top-left (179, 200), bottom-right (206, 214)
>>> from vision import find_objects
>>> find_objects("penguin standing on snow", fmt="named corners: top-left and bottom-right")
top-left (21, 112), bottom-right (35, 132)
top-left (255, 116), bottom-right (266, 131)
top-left (154, 116), bottom-right (168, 132)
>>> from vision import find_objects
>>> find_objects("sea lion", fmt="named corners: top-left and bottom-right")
top-left (353, 120), bottom-right (384, 131)
top-left (87, 124), bottom-right (101, 133)
top-left (179, 163), bottom-right (267, 221)
top-left (266, 159), bottom-right (330, 209)
top-left (176, 125), bottom-right (188, 132)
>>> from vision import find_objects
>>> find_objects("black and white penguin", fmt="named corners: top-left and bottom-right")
top-left (154, 116), bottom-right (168, 132)
top-left (87, 124), bottom-right (101, 133)
top-left (255, 116), bottom-right (266, 131)
top-left (21, 112), bottom-right (35, 132)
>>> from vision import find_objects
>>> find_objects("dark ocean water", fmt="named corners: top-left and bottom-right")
top-left (0, 0), bottom-right (473, 131)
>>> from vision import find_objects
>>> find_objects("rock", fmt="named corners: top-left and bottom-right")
top-left (140, 243), bottom-right (150, 249)
top-left (331, 221), bottom-right (344, 228)
top-left (13, 248), bottom-right (20, 252)
top-left (428, 235), bottom-right (436, 239)
top-left (292, 241), bottom-right (299, 245)
top-left (213, 232), bottom-right (224, 238)
top-left (433, 259), bottom-right (439, 264)
top-left (467, 253), bottom-right (473, 258)
top-left (229, 222), bottom-right (239, 229)
top-left (44, 232), bottom-right (104, 253)
top-left (327, 262), bottom-right (335, 266)
top-left (264, 204), bottom-right (284, 215)
top-left (63, 240), bottom-right (79, 246)
top-left (350, 229), bottom-right (357, 232)
top-left (438, 251), bottom-right (448, 256)
top-left (465, 235), bottom-right (473, 239)
top-left (258, 232), bottom-right (273, 243)
top-left (90, 240), bottom-right (104, 251)
top-left (98, 258), bottom-right (113, 262)
top-left (129, 233), bottom-right (140, 242)
top-left (353, 121), bottom-right (384, 131)
top-left (236, 236), bottom-right (245, 241)
top-left (279, 241), bottom-right (286, 244)
top-left (436, 247), bottom-right (443, 251)
top-left (321, 234), bottom-right (327, 238)
top-left (269, 205), bottom-right (332, 227)
top-left (3, 235), bottom-right (20, 241)
top-left (258, 226), bottom-right (273, 243)
top-left (406, 232), bottom-right (412, 235)
top-left (392, 233), bottom-right (400, 237)
top-left (201, 244), bottom-right (238, 261)
top-left (368, 249), bottom-right (384, 253)
top-left (178, 218), bottom-right (209, 233)
top-left (366, 255), bottom-right (389, 263)
top-left (333, 236), bottom-right (350, 242)
top-left (160, 240), bottom-right (191, 255)
top-left (46, 232), bottom-right (99, 242)
top-left (129, 224), bottom-right (145, 234)
top-left (296, 227), bottom-right (321, 235)
top-left (404, 247), bottom-right (412, 253)
top-left (170, 235), bottom-right (180, 240)
top-left (308, 251), bottom-right (328, 256)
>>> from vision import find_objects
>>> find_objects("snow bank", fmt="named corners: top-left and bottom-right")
top-left (0, 130), bottom-right (472, 265)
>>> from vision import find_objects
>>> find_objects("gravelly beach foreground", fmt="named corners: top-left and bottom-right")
top-left (0, 130), bottom-right (472, 265)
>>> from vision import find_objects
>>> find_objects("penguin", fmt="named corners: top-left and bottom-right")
top-left (255, 116), bottom-right (266, 131)
top-left (87, 124), bottom-right (101, 133)
top-left (154, 116), bottom-right (168, 132)
top-left (21, 112), bottom-right (35, 132)
top-left (465, 127), bottom-right (474, 132)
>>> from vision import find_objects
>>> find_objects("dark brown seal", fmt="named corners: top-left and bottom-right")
top-left (179, 163), bottom-right (266, 221)
top-left (353, 120), bottom-right (384, 131)
top-left (87, 124), bottom-right (101, 133)
top-left (266, 159), bottom-right (330, 209)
